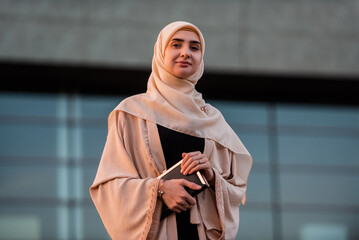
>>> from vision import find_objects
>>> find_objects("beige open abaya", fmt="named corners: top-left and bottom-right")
top-left (90, 21), bottom-right (252, 240)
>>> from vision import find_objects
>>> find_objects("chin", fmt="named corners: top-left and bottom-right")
top-left (174, 71), bottom-right (193, 79)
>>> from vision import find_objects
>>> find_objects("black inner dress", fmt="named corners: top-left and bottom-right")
top-left (157, 124), bottom-right (204, 240)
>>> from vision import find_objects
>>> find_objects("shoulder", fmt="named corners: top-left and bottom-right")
top-left (108, 109), bottom-right (142, 128)
top-left (106, 110), bottom-right (148, 142)
top-left (114, 93), bottom-right (147, 111)
top-left (109, 94), bottom-right (147, 122)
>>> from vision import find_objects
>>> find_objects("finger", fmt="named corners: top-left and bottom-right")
top-left (182, 160), bottom-right (199, 175)
top-left (182, 151), bottom-right (201, 165)
top-left (180, 153), bottom-right (190, 172)
top-left (184, 195), bottom-right (196, 206)
top-left (177, 205), bottom-right (187, 212)
top-left (181, 179), bottom-right (202, 190)
top-left (181, 154), bottom-right (202, 173)
top-left (185, 151), bottom-right (201, 156)
top-left (172, 207), bottom-right (181, 213)
top-left (187, 163), bottom-right (211, 175)
top-left (177, 199), bottom-right (192, 211)
top-left (188, 160), bottom-right (210, 175)
top-left (180, 153), bottom-right (190, 171)
top-left (181, 151), bottom-right (200, 165)
top-left (183, 155), bottom-right (207, 175)
top-left (184, 201), bottom-right (193, 209)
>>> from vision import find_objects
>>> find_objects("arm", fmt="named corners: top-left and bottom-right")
top-left (89, 111), bottom-right (161, 240)
top-left (181, 141), bottom-right (252, 239)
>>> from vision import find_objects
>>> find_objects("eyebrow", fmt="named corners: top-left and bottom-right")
top-left (171, 38), bottom-right (201, 45)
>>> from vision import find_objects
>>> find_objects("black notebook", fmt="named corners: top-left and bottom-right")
top-left (157, 160), bottom-right (210, 220)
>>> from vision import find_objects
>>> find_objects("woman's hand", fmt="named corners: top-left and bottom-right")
top-left (161, 179), bottom-right (201, 213)
top-left (181, 151), bottom-right (215, 186)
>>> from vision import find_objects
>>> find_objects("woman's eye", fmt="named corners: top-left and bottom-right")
top-left (172, 43), bottom-right (181, 48)
top-left (191, 46), bottom-right (199, 51)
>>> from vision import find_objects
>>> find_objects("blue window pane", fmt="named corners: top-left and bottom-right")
top-left (282, 212), bottom-right (359, 240)
top-left (209, 100), bottom-right (268, 125)
top-left (0, 206), bottom-right (58, 239)
top-left (0, 166), bottom-right (57, 198)
top-left (277, 105), bottom-right (359, 128)
top-left (83, 168), bottom-right (98, 200)
top-left (79, 95), bottom-right (125, 119)
top-left (236, 209), bottom-right (273, 240)
top-left (280, 173), bottom-right (359, 206)
top-left (82, 128), bottom-right (107, 158)
top-left (83, 207), bottom-right (111, 239)
top-left (239, 134), bottom-right (269, 163)
top-left (0, 125), bottom-right (57, 157)
top-left (246, 172), bottom-right (271, 203)
top-left (0, 93), bottom-right (58, 117)
top-left (278, 135), bottom-right (359, 166)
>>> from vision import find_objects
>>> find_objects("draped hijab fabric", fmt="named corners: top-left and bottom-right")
top-left (116, 21), bottom-right (248, 155)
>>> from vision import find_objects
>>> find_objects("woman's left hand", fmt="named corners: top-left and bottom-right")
top-left (181, 151), bottom-right (215, 186)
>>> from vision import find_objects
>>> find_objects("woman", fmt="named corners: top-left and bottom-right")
top-left (90, 21), bottom-right (252, 240)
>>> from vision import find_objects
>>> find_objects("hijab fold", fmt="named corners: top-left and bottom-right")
top-left (116, 21), bottom-right (248, 155)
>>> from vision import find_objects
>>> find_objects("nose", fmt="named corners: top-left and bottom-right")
top-left (180, 46), bottom-right (190, 59)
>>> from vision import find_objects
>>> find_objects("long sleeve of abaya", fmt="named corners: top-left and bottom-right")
top-left (89, 111), bottom-right (162, 240)
top-left (197, 140), bottom-right (252, 240)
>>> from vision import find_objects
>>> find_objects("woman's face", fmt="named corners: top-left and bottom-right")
top-left (164, 30), bottom-right (202, 79)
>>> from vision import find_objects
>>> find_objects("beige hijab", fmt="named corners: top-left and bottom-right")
top-left (117, 21), bottom-right (248, 154)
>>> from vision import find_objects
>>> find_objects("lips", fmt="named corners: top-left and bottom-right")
top-left (176, 61), bottom-right (191, 67)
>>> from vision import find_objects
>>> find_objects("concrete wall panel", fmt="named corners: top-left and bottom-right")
top-left (0, 0), bottom-right (358, 76)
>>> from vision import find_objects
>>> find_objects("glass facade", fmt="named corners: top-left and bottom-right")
top-left (0, 92), bottom-right (358, 240)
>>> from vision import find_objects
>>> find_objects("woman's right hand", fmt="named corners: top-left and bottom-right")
top-left (161, 179), bottom-right (201, 213)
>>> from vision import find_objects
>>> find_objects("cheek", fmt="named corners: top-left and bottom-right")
top-left (193, 54), bottom-right (202, 67)
top-left (163, 54), bottom-right (173, 69)
top-left (163, 48), bottom-right (173, 65)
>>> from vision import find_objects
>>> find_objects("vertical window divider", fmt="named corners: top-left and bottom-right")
top-left (268, 103), bottom-right (283, 240)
